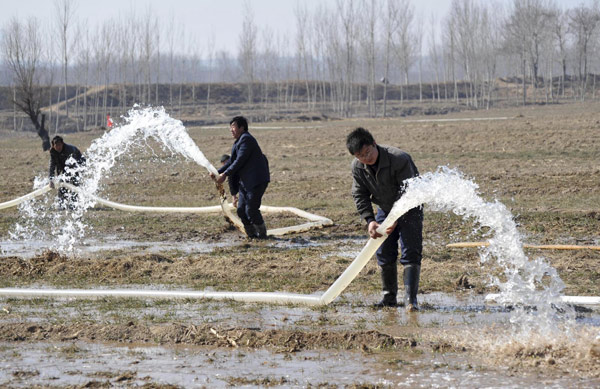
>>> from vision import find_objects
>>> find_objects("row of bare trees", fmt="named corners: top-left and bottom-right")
top-left (3, 0), bottom-right (600, 145)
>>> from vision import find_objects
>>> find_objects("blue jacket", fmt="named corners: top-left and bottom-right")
top-left (218, 132), bottom-right (270, 194)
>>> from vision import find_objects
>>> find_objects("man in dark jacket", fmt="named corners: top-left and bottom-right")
top-left (346, 127), bottom-right (423, 311)
top-left (213, 116), bottom-right (270, 239)
top-left (49, 135), bottom-right (85, 208)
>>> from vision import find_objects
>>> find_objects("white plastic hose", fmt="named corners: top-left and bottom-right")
top-left (0, 183), bottom-right (333, 235)
top-left (0, 238), bottom-right (385, 306)
top-left (0, 204), bottom-right (391, 305)
top-left (59, 182), bottom-right (333, 235)
top-left (0, 186), bottom-right (53, 210)
top-left (0, 183), bottom-right (395, 305)
top-left (0, 288), bottom-right (322, 305)
top-left (319, 237), bottom-right (385, 304)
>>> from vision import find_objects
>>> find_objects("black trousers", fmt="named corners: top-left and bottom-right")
top-left (237, 182), bottom-right (268, 226)
top-left (57, 175), bottom-right (80, 209)
top-left (375, 206), bottom-right (423, 266)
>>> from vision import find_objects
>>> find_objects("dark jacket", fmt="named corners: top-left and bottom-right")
top-left (351, 144), bottom-right (419, 223)
top-left (218, 132), bottom-right (270, 195)
top-left (49, 143), bottom-right (85, 178)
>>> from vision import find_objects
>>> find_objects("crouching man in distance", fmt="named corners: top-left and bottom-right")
top-left (212, 116), bottom-right (270, 239)
top-left (48, 135), bottom-right (85, 210)
top-left (346, 127), bottom-right (423, 311)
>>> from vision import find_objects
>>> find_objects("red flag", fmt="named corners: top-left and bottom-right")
top-left (107, 114), bottom-right (113, 128)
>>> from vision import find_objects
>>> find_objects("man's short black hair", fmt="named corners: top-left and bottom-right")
top-left (220, 154), bottom-right (230, 163)
top-left (346, 127), bottom-right (375, 155)
top-left (230, 116), bottom-right (248, 132)
top-left (51, 135), bottom-right (64, 145)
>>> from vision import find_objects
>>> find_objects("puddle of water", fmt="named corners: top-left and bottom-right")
top-left (0, 235), bottom-right (345, 259)
top-left (3, 292), bottom-right (598, 332)
top-left (0, 238), bottom-right (234, 258)
top-left (1, 291), bottom-right (598, 387)
top-left (1, 340), bottom-right (598, 388)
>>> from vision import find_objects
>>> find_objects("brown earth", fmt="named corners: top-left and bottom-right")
top-left (0, 101), bottom-right (599, 384)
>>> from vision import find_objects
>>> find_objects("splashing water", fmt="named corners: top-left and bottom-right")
top-left (10, 105), bottom-right (218, 252)
top-left (389, 167), bottom-right (575, 339)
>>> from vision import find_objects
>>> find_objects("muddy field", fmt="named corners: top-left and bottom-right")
top-left (0, 102), bottom-right (599, 387)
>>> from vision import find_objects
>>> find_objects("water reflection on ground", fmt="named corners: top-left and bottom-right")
top-left (1, 339), bottom-right (597, 388)
top-left (0, 237), bottom-right (234, 258)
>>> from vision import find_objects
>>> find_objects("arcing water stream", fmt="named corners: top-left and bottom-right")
top-left (10, 105), bottom-right (218, 252)
top-left (4, 106), bottom-right (597, 351)
top-left (391, 168), bottom-right (576, 341)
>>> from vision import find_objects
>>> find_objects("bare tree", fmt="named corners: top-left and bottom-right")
top-left (321, 7), bottom-right (343, 113)
top-left (189, 34), bottom-right (202, 103)
top-left (114, 18), bottom-right (133, 112)
top-left (552, 8), bottom-right (570, 97)
top-left (294, 2), bottom-right (313, 111)
top-left (54, 0), bottom-right (77, 123)
top-left (479, 4), bottom-right (501, 109)
top-left (140, 8), bottom-right (158, 104)
top-left (1, 17), bottom-right (50, 150)
top-left (428, 13), bottom-right (442, 102)
top-left (569, 2), bottom-right (600, 100)
top-left (42, 26), bottom-right (58, 134)
top-left (415, 15), bottom-right (423, 103)
top-left (505, 0), bottom-right (555, 104)
top-left (381, 0), bottom-right (403, 116)
top-left (238, 0), bottom-right (258, 105)
top-left (310, 8), bottom-right (327, 112)
top-left (392, 0), bottom-right (415, 104)
top-left (216, 50), bottom-right (234, 82)
top-left (442, 15), bottom-right (459, 103)
top-left (260, 26), bottom-right (278, 119)
top-left (154, 20), bottom-right (161, 106)
top-left (205, 33), bottom-right (215, 115)
top-left (166, 14), bottom-right (178, 108)
top-left (75, 24), bottom-right (91, 130)
top-left (275, 33), bottom-right (290, 113)
top-left (337, 0), bottom-right (359, 117)
top-left (314, 6), bottom-right (338, 111)
top-left (448, 0), bottom-right (479, 106)
top-left (71, 22), bottom-right (83, 131)
top-left (359, 0), bottom-right (379, 117)
top-left (89, 22), bottom-right (113, 127)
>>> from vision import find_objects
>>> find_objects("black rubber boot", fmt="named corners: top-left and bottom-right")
top-left (243, 224), bottom-right (257, 239)
top-left (403, 264), bottom-right (421, 312)
top-left (254, 223), bottom-right (268, 239)
top-left (373, 263), bottom-right (398, 308)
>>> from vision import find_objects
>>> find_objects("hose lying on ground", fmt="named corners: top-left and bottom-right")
top-left (0, 200), bottom-right (389, 306)
top-left (0, 183), bottom-right (333, 236)
top-left (0, 186), bottom-right (53, 210)
top-left (0, 181), bottom-right (391, 305)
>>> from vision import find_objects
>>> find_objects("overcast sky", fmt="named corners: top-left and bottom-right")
top-left (1, 0), bottom-right (593, 55)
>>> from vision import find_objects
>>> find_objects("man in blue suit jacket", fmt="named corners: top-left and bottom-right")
top-left (213, 116), bottom-right (270, 239)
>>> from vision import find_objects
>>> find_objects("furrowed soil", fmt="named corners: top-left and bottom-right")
top-left (0, 102), bottom-right (599, 387)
